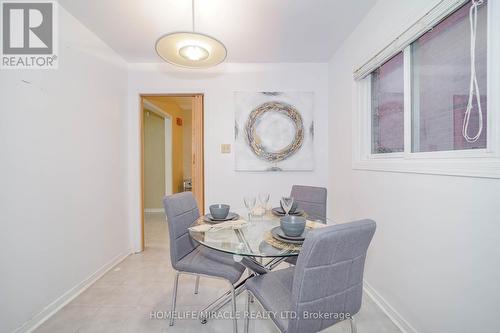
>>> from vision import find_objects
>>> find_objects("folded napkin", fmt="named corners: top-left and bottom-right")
top-left (306, 220), bottom-right (327, 229)
top-left (189, 224), bottom-right (214, 233)
top-left (189, 219), bottom-right (248, 233)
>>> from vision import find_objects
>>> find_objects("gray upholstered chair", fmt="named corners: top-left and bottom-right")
top-left (286, 185), bottom-right (328, 265)
top-left (244, 219), bottom-right (376, 333)
top-left (163, 192), bottom-right (246, 332)
top-left (291, 185), bottom-right (327, 222)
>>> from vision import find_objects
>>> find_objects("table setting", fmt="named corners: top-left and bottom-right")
top-left (189, 194), bottom-right (329, 258)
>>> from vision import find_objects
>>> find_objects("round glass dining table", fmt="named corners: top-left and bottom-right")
top-left (188, 210), bottom-right (331, 258)
top-left (188, 210), bottom-right (332, 323)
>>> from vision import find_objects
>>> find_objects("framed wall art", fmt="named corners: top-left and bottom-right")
top-left (234, 91), bottom-right (314, 171)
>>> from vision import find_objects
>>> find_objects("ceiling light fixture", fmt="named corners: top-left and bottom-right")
top-left (155, 0), bottom-right (227, 68)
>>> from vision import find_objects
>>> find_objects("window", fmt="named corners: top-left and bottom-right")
top-left (366, 0), bottom-right (489, 154)
top-left (371, 53), bottom-right (404, 154)
top-left (411, 2), bottom-right (487, 152)
top-left (355, 0), bottom-right (500, 178)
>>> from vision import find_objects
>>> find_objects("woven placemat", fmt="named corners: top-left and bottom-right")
top-left (263, 221), bottom-right (327, 251)
top-left (263, 230), bottom-right (302, 251)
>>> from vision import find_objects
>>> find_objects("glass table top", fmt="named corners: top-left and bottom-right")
top-left (188, 211), bottom-right (331, 258)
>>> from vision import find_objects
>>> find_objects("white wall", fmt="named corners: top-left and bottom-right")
top-left (127, 63), bottom-right (329, 251)
top-left (0, 6), bottom-right (130, 333)
top-left (328, 0), bottom-right (500, 332)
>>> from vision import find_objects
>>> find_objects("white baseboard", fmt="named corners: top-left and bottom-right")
top-left (14, 250), bottom-right (131, 333)
top-left (363, 280), bottom-right (418, 333)
top-left (144, 208), bottom-right (163, 213)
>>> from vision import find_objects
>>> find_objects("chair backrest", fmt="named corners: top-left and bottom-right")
top-left (288, 219), bottom-right (376, 333)
top-left (290, 185), bottom-right (327, 222)
top-left (163, 192), bottom-right (200, 269)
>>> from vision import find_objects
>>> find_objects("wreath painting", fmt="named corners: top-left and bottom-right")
top-left (234, 92), bottom-right (314, 171)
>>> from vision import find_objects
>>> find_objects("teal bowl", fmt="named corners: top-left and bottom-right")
top-left (209, 204), bottom-right (230, 219)
top-left (280, 215), bottom-right (306, 237)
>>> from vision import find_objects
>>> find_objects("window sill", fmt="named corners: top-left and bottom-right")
top-left (352, 158), bottom-right (500, 179)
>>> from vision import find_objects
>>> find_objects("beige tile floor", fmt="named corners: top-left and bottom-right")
top-left (36, 212), bottom-right (401, 333)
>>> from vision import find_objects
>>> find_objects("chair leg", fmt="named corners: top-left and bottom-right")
top-left (194, 275), bottom-right (200, 294)
top-left (170, 271), bottom-right (180, 326)
top-left (350, 316), bottom-right (357, 333)
top-left (229, 283), bottom-right (238, 333)
top-left (246, 269), bottom-right (254, 303)
top-left (244, 291), bottom-right (251, 333)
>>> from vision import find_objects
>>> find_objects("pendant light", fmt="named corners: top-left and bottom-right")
top-left (155, 0), bottom-right (227, 68)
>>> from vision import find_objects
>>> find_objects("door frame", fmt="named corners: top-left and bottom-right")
top-left (140, 93), bottom-right (205, 251)
top-left (164, 117), bottom-right (173, 196)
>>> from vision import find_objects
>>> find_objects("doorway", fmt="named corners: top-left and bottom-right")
top-left (140, 94), bottom-right (204, 251)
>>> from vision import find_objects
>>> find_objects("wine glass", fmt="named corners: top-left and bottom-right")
top-left (280, 196), bottom-right (294, 215)
top-left (258, 193), bottom-right (270, 215)
top-left (243, 196), bottom-right (256, 221)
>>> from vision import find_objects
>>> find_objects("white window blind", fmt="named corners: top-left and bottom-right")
top-left (353, 0), bottom-right (469, 80)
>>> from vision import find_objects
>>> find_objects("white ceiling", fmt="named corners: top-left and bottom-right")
top-left (58, 0), bottom-right (377, 63)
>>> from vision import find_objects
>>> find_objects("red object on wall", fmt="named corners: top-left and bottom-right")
top-left (176, 117), bottom-right (183, 126)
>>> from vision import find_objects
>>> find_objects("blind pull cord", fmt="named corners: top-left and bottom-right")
top-left (462, 0), bottom-right (484, 143)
